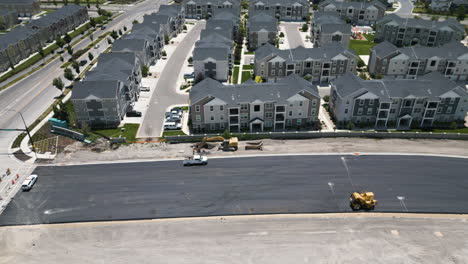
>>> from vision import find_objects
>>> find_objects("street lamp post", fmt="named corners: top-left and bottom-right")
top-left (5, 110), bottom-right (38, 158)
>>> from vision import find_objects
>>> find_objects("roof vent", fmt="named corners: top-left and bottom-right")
top-left (427, 89), bottom-right (432, 95)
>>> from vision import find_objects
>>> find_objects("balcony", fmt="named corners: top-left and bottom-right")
top-left (229, 108), bottom-right (239, 115)
top-left (230, 116), bottom-right (239, 123)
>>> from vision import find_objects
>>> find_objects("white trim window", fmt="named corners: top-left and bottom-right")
top-left (210, 106), bottom-right (214, 111)
top-left (210, 124), bottom-right (216, 130)
top-left (195, 105), bottom-right (200, 112)
top-left (196, 115), bottom-right (201, 121)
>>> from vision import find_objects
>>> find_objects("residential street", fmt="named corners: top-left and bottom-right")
top-left (1, 155), bottom-right (467, 226)
top-left (282, 22), bottom-right (305, 49)
top-left (137, 21), bottom-right (205, 138)
top-left (395, 0), bottom-right (414, 18)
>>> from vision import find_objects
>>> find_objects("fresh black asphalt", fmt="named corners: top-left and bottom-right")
top-left (1, 155), bottom-right (468, 225)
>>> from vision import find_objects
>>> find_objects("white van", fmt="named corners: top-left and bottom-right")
top-left (22, 174), bottom-right (38, 191)
top-left (164, 122), bottom-right (182, 130)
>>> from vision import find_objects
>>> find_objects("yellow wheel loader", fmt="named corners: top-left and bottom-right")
top-left (349, 192), bottom-right (377, 211)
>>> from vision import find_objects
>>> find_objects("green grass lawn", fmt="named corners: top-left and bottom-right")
top-left (244, 51), bottom-right (254, 55)
top-left (232, 66), bottom-right (239, 84)
top-left (409, 128), bottom-right (468, 134)
top-left (162, 130), bottom-right (187, 137)
top-left (363, 34), bottom-right (375, 42)
top-left (349, 39), bottom-right (377, 55)
top-left (242, 64), bottom-right (254, 70)
top-left (241, 71), bottom-right (252, 83)
top-left (91, 123), bottom-right (140, 142)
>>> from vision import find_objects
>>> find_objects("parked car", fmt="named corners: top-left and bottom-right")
top-left (21, 174), bottom-right (38, 191)
top-left (250, 58), bottom-right (254, 65)
top-left (101, 26), bottom-right (106, 30)
top-left (184, 73), bottom-right (194, 79)
top-left (79, 60), bottom-right (87, 66)
top-left (140, 86), bottom-right (150, 92)
top-left (127, 110), bottom-right (142, 117)
top-left (94, 45), bottom-right (100, 49)
top-left (171, 107), bottom-right (183, 116)
top-left (183, 155), bottom-right (208, 166)
top-left (166, 116), bottom-right (181, 122)
top-left (164, 122), bottom-right (182, 130)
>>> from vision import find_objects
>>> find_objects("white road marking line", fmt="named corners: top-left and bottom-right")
top-left (246, 231), bottom-right (268, 236)
top-left (304, 231), bottom-right (337, 234)
top-left (397, 196), bottom-right (409, 212)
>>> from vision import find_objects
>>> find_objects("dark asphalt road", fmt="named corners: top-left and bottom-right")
top-left (1, 155), bottom-right (468, 225)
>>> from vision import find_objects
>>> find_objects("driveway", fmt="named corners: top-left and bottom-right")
top-left (1, 155), bottom-right (467, 225)
top-left (281, 22), bottom-right (304, 48)
top-left (137, 21), bottom-right (205, 138)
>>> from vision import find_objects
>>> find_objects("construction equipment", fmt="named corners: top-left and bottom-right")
top-left (245, 141), bottom-right (263, 150)
top-left (349, 191), bottom-right (377, 211)
top-left (202, 136), bottom-right (225, 142)
top-left (220, 137), bottom-right (238, 151)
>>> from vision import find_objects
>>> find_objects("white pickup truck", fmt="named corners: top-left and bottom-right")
top-left (183, 155), bottom-right (208, 166)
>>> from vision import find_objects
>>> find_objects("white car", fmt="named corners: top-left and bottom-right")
top-left (164, 122), bottom-right (182, 130)
top-left (94, 45), bottom-right (100, 49)
top-left (183, 155), bottom-right (208, 166)
top-left (21, 174), bottom-right (38, 191)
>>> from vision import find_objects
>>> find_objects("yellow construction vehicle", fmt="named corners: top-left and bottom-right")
top-left (220, 137), bottom-right (238, 151)
top-left (202, 136), bottom-right (225, 142)
top-left (349, 192), bottom-right (377, 211)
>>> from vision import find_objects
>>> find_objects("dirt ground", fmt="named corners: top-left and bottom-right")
top-left (49, 138), bottom-right (468, 165)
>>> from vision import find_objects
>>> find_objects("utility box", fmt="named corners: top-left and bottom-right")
top-left (49, 118), bottom-right (68, 128)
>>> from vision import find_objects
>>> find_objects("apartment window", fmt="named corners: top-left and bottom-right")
top-left (311, 109), bottom-right (316, 115)
top-left (312, 99), bottom-right (317, 106)
top-left (196, 115), bottom-right (201, 121)
top-left (265, 103), bottom-right (273, 109)
top-left (287, 119), bottom-right (292, 125)
top-left (344, 109), bottom-right (348, 114)
top-left (299, 101), bottom-right (303, 106)
top-left (241, 104), bottom-right (248, 110)
top-left (278, 70), bottom-right (283, 75)
top-left (449, 98), bottom-right (455, 104)
top-left (210, 124), bottom-right (216, 130)
top-left (265, 112), bottom-right (273, 118)
top-left (220, 123), bottom-right (225, 129)
top-left (289, 111), bottom-right (293, 116)
top-left (210, 116), bottom-right (214, 121)
top-left (430, 60), bottom-right (436, 67)
top-left (241, 113), bottom-right (248, 120)
top-left (359, 100), bottom-right (364, 106)
top-left (437, 108), bottom-right (442, 114)
top-left (305, 62), bottom-right (312, 68)
top-left (446, 107), bottom-right (453, 114)
top-left (220, 105), bottom-right (224, 111)
top-left (254, 105), bottom-right (261, 112)
top-left (195, 105), bottom-right (200, 112)
top-left (210, 106), bottom-right (214, 111)
top-left (265, 121), bottom-right (272, 127)
top-left (357, 108), bottom-right (363, 115)
top-left (220, 115), bottom-right (224, 120)
top-left (271, 69), bottom-right (276, 75)
top-left (390, 109), bottom-right (396, 114)
top-left (369, 100), bottom-right (374, 106)
top-left (367, 108), bottom-right (373, 115)
top-left (404, 100), bottom-right (412, 107)
top-left (297, 119), bottom-right (302, 125)
top-left (346, 100), bottom-right (350, 104)
top-left (298, 111), bottom-right (302, 116)
top-left (414, 108), bottom-right (421, 113)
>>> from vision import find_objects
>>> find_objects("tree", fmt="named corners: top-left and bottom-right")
top-left (359, 72), bottom-right (368, 80)
top-left (38, 46), bottom-right (45, 64)
top-left (118, 29), bottom-right (123, 36)
top-left (241, 0), bottom-right (248, 9)
top-left (187, 56), bottom-right (193, 64)
top-left (87, 0), bottom-right (90, 8)
top-left (279, 32), bottom-right (284, 38)
top-left (164, 34), bottom-right (170, 45)
top-left (74, 0), bottom-right (80, 5)
top-left (59, 56), bottom-right (64, 62)
top-left (64, 33), bottom-right (72, 44)
top-left (52, 78), bottom-right (64, 91)
top-left (110, 30), bottom-right (118, 39)
top-left (222, 129), bottom-right (231, 139)
top-left (346, 122), bottom-right (355, 130)
top-left (431, 15), bottom-right (439, 21)
top-left (88, 52), bottom-right (94, 61)
top-left (456, 6), bottom-right (466, 21)
top-left (132, 19), bottom-right (139, 24)
top-left (80, 121), bottom-right (90, 135)
top-left (141, 65), bottom-right (149, 77)
top-left (123, 26), bottom-right (127, 31)
top-left (161, 50), bottom-right (167, 57)
top-left (55, 36), bottom-right (65, 51)
top-left (301, 23), bottom-right (308, 32)
top-left (66, 45), bottom-right (73, 56)
top-left (64, 68), bottom-right (75, 81)
top-left (53, 0), bottom-right (57, 6)
top-left (357, 58), bottom-right (366, 68)
top-left (72, 60), bottom-right (80, 74)
top-left (64, 0), bottom-right (68, 5)
top-left (449, 121), bottom-right (458, 130)
top-left (89, 17), bottom-right (97, 28)
top-left (107, 38), bottom-right (112, 44)
top-left (183, 25), bottom-right (187, 30)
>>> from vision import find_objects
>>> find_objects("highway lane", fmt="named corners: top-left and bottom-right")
top-left (0, 0), bottom-right (167, 181)
top-left (1, 155), bottom-right (467, 225)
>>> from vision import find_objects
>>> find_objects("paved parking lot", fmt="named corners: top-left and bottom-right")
top-left (1, 155), bottom-right (467, 226)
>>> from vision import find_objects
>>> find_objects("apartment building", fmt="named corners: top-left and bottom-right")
top-left (249, 0), bottom-right (309, 21)
top-left (318, 0), bottom-right (386, 25)
top-left (368, 41), bottom-right (468, 81)
top-left (311, 11), bottom-right (351, 48)
top-left (254, 43), bottom-right (358, 83)
top-left (430, 0), bottom-right (468, 12)
top-left (189, 74), bottom-right (321, 133)
top-left (0, 0), bottom-right (40, 17)
top-left (375, 14), bottom-right (465, 47)
top-left (247, 11), bottom-right (277, 51)
top-left (72, 52), bottom-right (142, 128)
top-left (0, 9), bottom-right (18, 30)
top-left (0, 4), bottom-right (88, 72)
top-left (184, 0), bottom-right (241, 19)
top-left (329, 72), bottom-right (468, 129)
top-left (112, 39), bottom-right (155, 67)
top-left (193, 31), bottom-right (233, 81)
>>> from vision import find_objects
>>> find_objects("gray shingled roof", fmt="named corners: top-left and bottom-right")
top-left (29, 4), bottom-right (85, 28)
top-left (85, 52), bottom-right (139, 84)
top-left (112, 39), bottom-right (146, 53)
top-left (197, 31), bottom-right (233, 47)
top-left (250, 0), bottom-right (308, 7)
top-left (313, 11), bottom-right (351, 34)
top-left (200, 27), bottom-right (232, 39)
top-left (248, 12), bottom-right (277, 32)
top-left (158, 4), bottom-right (183, 17)
top-left (185, 0), bottom-right (241, 5)
top-left (378, 13), bottom-right (464, 32)
top-left (190, 74), bottom-right (319, 106)
top-left (71, 80), bottom-right (120, 100)
top-left (332, 72), bottom-right (468, 101)
top-left (211, 9), bottom-right (240, 24)
top-left (0, 26), bottom-right (37, 50)
top-left (372, 40), bottom-right (468, 59)
top-left (193, 46), bottom-right (230, 61)
top-left (320, 0), bottom-right (386, 10)
top-left (0, 9), bottom-right (16, 15)
top-left (255, 43), bottom-right (358, 63)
